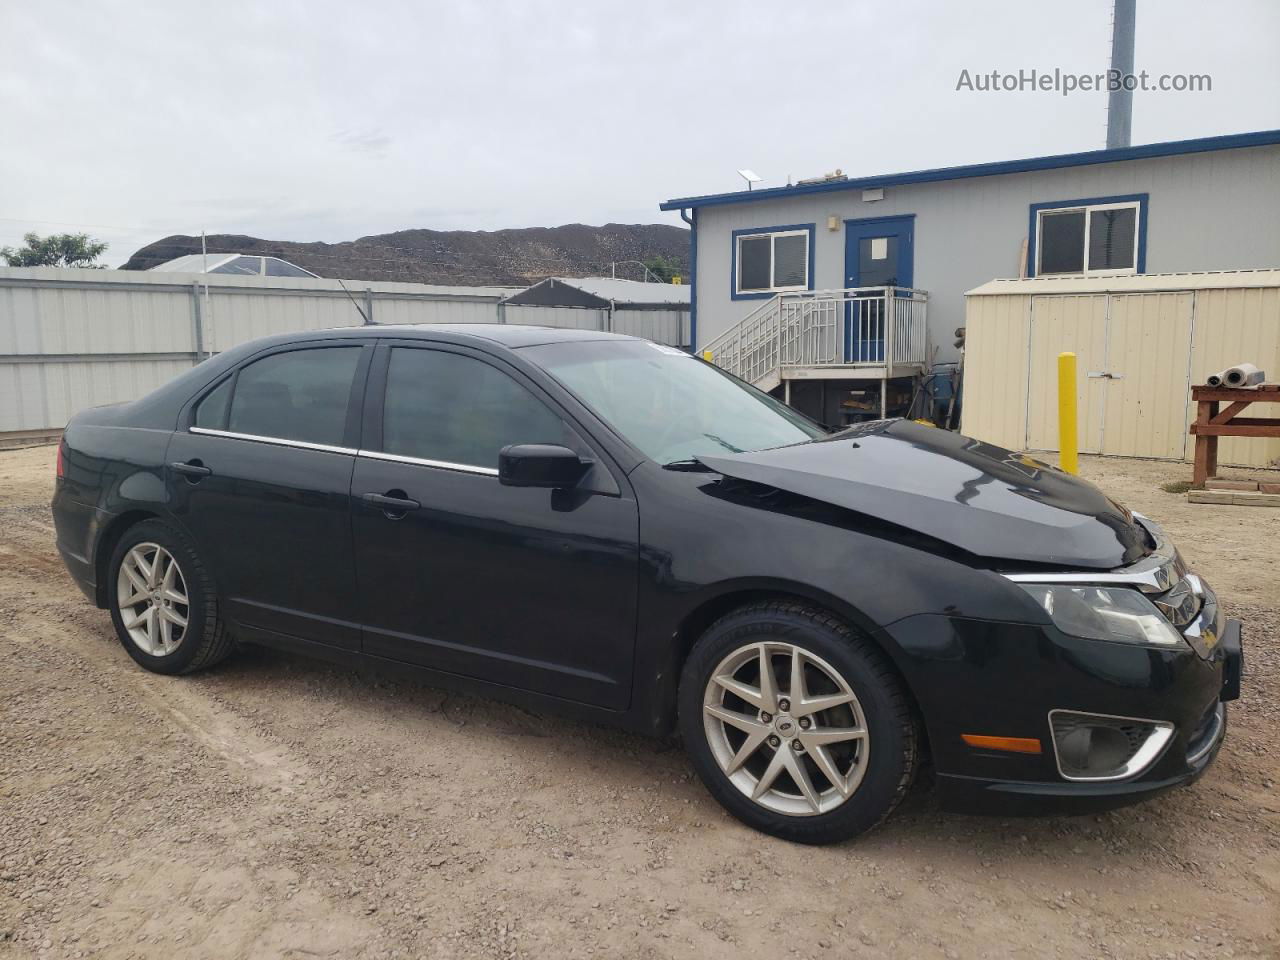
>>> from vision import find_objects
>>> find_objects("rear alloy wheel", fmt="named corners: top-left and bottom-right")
top-left (116, 543), bottom-right (190, 657)
top-left (108, 519), bottom-right (234, 675)
top-left (680, 601), bottom-right (918, 844)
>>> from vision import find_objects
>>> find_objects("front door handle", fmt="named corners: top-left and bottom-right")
top-left (362, 491), bottom-right (421, 516)
top-left (170, 460), bottom-right (212, 480)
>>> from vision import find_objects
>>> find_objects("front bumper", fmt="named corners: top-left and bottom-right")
top-left (886, 598), bottom-right (1242, 817)
top-left (917, 514), bottom-right (1244, 816)
top-left (937, 645), bottom-right (1235, 816)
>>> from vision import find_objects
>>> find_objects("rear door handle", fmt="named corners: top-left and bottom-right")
top-left (170, 460), bottom-right (212, 478)
top-left (362, 492), bottom-right (421, 514)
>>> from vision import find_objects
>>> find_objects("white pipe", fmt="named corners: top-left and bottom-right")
top-left (1223, 363), bottom-right (1265, 387)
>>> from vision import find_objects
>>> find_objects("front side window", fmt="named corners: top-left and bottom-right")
top-left (1036, 201), bottom-right (1140, 276)
top-left (381, 348), bottom-right (572, 469)
top-left (736, 229), bottom-right (810, 294)
top-left (222, 347), bottom-right (361, 446)
top-left (526, 340), bottom-right (827, 466)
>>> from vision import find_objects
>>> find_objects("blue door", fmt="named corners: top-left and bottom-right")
top-left (844, 216), bottom-right (915, 362)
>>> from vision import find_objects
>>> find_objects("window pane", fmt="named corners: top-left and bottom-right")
top-left (265, 258), bottom-right (314, 278)
top-left (738, 236), bottom-right (771, 291)
top-left (1088, 207), bottom-right (1137, 270)
top-left (1038, 210), bottom-right (1086, 274)
top-left (773, 234), bottom-right (807, 287)
top-left (227, 347), bottom-right (360, 445)
top-left (528, 340), bottom-right (826, 466)
top-left (383, 349), bottom-right (571, 468)
top-left (194, 376), bottom-right (233, 430)
top-left (212, 256), bottom-right (264, 276)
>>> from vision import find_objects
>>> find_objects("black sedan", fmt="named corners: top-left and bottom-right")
top-left (52, 325), bottom-right (1242, 844)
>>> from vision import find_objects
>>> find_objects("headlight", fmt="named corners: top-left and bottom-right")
top-left (1019, 584), bottom-right (1185, 647)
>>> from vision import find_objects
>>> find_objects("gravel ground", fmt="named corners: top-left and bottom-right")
top-left (1, 444), bottom-right (1277, 960)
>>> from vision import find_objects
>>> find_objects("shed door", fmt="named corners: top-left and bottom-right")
top-left (1100, 293), bottom-right (1194, 459)
top-left (1026, 296), bottom-right (1107, 454)
top-left (1026, 293), bottom-right (1194, 460)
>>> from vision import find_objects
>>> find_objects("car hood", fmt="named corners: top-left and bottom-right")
top-left (694, 420), bottom-right (1148, 569)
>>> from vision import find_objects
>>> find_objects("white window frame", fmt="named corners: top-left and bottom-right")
top-left (1036, 201), bottom-right (1141, 278)
top-left (735, 229), bottom-right (810, 295)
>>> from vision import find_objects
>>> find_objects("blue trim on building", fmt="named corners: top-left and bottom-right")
top-left (659, 129), bottom-right (1280, 212)
top-left (680, 207), bottom-right (697, 349)
top-left (729, 223), bottom-right (816, 301)
top-left (1026, 193), bottom-right (1149, 277)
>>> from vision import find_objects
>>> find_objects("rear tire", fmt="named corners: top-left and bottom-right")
top-left (679, 600), bottom-right (918, 844)
top-left (107, 519), bottom-right (234, 675)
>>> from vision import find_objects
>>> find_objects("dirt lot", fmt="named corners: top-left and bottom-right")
top-left (1, 444), bottom-right (1278, 960)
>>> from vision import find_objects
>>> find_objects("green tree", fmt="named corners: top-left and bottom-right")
top-left (642, 254), bottom-right (682, 283)
top-left (1, 232), bottom-right (108, 268)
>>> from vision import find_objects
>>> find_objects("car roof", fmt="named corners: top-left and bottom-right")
top-left (288, 323), bottom-right (641, 350)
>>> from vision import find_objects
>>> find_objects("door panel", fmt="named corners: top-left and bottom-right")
top-left (166, 431), bottom-right (361, 647)
top-left (1026, 295), bottom-right (1108, 453)
top-left (167, 341), bottom-right (369, 648)
top-left (1101, 293), bottom-right (1193, 459)
top-left (350, 344), bottom-right (639, 710)
top-left (843, 217), bottom-right (915, 363)
top-left (352, 458), bottom-right (638, 707)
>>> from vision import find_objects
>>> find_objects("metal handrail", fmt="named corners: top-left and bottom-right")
top-left (704, 287), bottom-right (928, 386)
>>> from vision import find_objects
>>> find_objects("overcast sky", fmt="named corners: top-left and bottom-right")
top-left (1, 0), bottom-right (1277, 268)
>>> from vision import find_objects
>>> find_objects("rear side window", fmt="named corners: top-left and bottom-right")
top-left (194, 376), bottom-right (233, 429)
top-left (382, 348), bottom-right (570, 468)
top-left (223, 347), bottom-right (361, 446)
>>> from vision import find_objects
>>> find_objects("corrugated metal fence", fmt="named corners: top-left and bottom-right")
top-left (0, 267), bottom-right (689, 433)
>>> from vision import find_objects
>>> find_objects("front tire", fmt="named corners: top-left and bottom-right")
top-left (679, 601), bottom-right (918, 844)
top-left (108, 519), bottom-right (234, 675)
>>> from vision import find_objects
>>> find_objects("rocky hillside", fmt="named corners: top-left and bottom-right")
top-left (121, 223), bottom-right (690, 286)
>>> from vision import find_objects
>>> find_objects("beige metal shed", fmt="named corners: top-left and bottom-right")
top-left (961, 269), bottom-right (1280, 467)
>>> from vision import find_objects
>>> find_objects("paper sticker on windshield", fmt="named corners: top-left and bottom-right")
top-left (646, 343), bottom-right (690, 357)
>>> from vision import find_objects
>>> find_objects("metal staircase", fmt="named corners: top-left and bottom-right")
top-left (703, 287), bottom-right (929, 395)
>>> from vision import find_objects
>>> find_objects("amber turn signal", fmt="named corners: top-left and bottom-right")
top-left (961, 734), bottom-right (1043, 755)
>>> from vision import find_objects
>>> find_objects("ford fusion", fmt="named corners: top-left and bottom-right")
top-left (52, 325), bottom-right (1242, 844)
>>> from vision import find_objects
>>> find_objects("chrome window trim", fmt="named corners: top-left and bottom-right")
top-left (1047, 708), bottom-right (1175, 783)
top-left (189, 427), bottom-right (502, 477)
top-left (358, 449), bottom-right (500, 477)
top-left (189, 426), bottom-right (356, 456)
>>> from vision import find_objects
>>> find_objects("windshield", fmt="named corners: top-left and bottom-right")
top-left (524, 340), bottom-right (827, 465)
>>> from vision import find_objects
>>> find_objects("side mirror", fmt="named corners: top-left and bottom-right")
top-left (498, 444), bottom-right (591, 489)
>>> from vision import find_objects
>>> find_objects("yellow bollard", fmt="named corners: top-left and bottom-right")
top-left (702, 350), bottom-right (713, 363)
top-left (1057, 351), bottom-right (1079, 475)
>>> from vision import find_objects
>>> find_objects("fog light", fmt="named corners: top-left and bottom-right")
top-left (1048, 710), bottom-right (1174, 782)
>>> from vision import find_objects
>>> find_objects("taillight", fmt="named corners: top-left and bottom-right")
top-left (56, 441), bottom-right (66, 479)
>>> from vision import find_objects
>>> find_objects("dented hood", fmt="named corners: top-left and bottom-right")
top-left (695, 420), bottom-right (1148, 569)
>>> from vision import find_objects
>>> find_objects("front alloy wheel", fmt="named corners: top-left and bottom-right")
top-left (703, 642), bottom-right (869, 816)
top-left (680, 601), bottom-right (918, 844)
